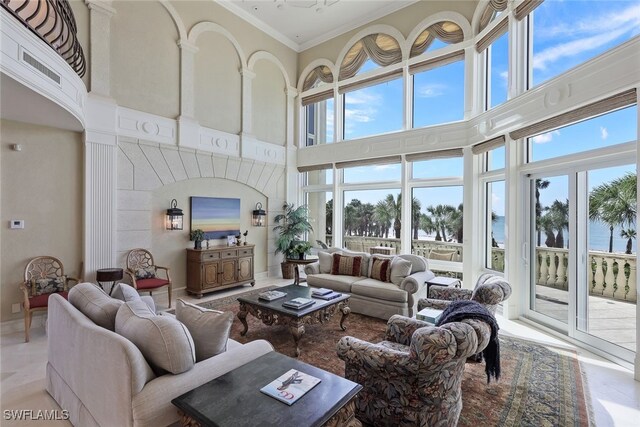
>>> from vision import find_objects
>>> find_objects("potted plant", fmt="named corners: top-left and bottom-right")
top-left (190, 229), bottom-right (205, 249)
top-left (291, 241), bottom-right (312, 260)
top-left (273, 203), bottom-right (313, 279)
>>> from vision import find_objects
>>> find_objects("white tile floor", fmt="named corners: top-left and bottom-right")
top-left (1, 277), bottom-right (639, 426)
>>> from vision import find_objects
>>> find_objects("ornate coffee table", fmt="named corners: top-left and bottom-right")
top-left (237, 284), bottom-right (350, 356)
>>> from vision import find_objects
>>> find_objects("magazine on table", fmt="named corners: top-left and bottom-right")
top-left (282, 297), bottom-right (315, 309)
top-left (258, 290), bottom-right (287, 301)
top-left (260, 369), bottom-right (321, 405)
top-left (311, 288), bottom-right (333, 296)
top-left (313, 291), bottom-right (342, 301)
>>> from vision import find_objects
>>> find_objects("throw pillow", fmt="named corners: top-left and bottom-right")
top-left (318, 251), bottom-right (333, 274)
top-left (111, 283), bottom-right (156, 313)
top-left (389, 257), bottom-right (413, 286)
top-left (428, 250), bottom-right (456, 261)
top-left (176, 300), bottom-right (234, 362)
top-left (68, 282), bottom-right (123, 331)
top-left (135, 267), bottom-right (156, 280)
top-left (369, 257), bottom-right (391, 282)
top-left (115, 300), bottom-right (195, 375)
top-left (31, 276), bottom-right (66, 296)
top-left (367, 254), bottom-right (394, 277)
top-left (331, 253), bottom-right (362, 277)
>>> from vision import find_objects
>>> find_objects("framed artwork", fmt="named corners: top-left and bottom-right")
top-left (190, 197), bottom-right (241, 239)
top-left (227, 235), bottom-right (236, 246)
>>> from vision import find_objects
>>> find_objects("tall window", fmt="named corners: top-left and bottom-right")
top-left (343, 78), bottom-right (403, 140)
top-left (413, 59), bottom-right (465, 128)
top-left (305, 98), bottom-right (334, 146)
top-left (487, 31), bottom-right (508, 109)
top-left (530, 0), bottom-right (639, 87)
top-left (304, 191), bottom-right (334, 249)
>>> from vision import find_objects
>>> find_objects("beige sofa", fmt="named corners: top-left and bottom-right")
top-left (304, 248), bottom-right (435, 320)
top-left (46, 293), bottom-right (273, 427)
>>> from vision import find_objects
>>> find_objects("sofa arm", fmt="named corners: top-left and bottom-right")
top-left (412, 322), bottom-right (475, 362)
top-left (429, 286), bottom-right (472, 301)
top-left (384, 314), bottom-right (430, 346)
top-left (337, 336), bottom-right (416, 376)
top-left (400, 270), bottom-right (435, 317)
top-left (304, 262), bottom-right (320, 275)
top-left (133, 340), bottom-right (274, 427)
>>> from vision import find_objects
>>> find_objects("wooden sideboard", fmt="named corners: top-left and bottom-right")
top-left (186, 245), bottom-right (255, 297)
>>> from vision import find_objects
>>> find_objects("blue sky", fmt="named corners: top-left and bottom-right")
top-left (314, 1), bottom-right (638, 240)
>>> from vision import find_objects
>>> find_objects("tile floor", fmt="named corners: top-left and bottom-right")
top-left (1, 277), bottom-right (639, 426)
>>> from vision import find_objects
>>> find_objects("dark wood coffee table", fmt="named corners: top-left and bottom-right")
top-left (171, 351), bottom-right (362, 427)
top-left (237, 284), bottom-right (350, 356)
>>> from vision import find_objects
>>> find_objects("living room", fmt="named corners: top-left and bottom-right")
top-left (1, 0), bottom-right (639, 426)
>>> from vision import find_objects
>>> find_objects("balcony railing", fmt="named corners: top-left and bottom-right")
top-left (2, 0), bottom-right (86, 77)
top-left (323, 235), bottom-right (637, 304)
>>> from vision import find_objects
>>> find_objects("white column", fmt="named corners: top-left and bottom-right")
top-left (403, 65), bottom-right (412, 130)
top-left (634, 86), bottom-right (640, 381)
top-left (504, 134), bottom-right (523, 319)
top-left (285, 86), bottom-right (299, 204)
top-left (177, 40), bottom-right (199, 147)
top-left (85, 0), bottom-right (115, 96)
top-left (334, 87), bottom-right (343, 142)
top-left (462, 146), bottom-right (481, 288)
top-left (465, 45), bottom-right (481, 118)
top-left (400, 157), bottom-right (411, 254)
top-left (510, 12), bottom-right (528, 98)
top-left (240, 68), bottom-right (256, 136)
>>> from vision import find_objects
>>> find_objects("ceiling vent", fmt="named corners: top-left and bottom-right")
top-left (21, 50), bottom-right (61, 85)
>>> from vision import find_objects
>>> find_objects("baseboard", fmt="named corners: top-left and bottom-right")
top-left (1, 312), bottom-right (46, 336)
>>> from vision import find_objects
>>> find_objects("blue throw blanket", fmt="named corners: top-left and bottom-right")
top-left (436, 300), bottom-right (500, 383)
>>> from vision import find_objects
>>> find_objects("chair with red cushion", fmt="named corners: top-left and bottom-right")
top-left (21, 256), bottom-right (79, 342)
top-left (124, 248), bottom-right (172, 308)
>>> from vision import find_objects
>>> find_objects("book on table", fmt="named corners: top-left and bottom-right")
top-left (311, 288), bottom-right (332, 296)
top-left (258, 290), bottom-right (287, 301)
top-left (260, 369), bottom-right (321, 405)
top-left (416, 308), bottom-right (444, 324)
top-left (282, 297), bottom-right (315, 310)
top-left (313, 291), bottom-right (342, 301)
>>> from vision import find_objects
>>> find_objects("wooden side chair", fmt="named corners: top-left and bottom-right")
top-left (124, 248), bottom-right (172, 308)
top-left (21, 256), bottom-right (79, 342)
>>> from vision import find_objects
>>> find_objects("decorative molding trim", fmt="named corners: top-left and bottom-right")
top-left (241, 134), bottom-right (286, 165)
top-left (117, 107), bottom-right (177, 145)
top-left (199, 127), bottom-right (240, 157)
top-left (85, 0), bottom-right (116, 16)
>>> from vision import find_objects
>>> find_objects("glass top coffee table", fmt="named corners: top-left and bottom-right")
top-left (237, 284), bottom-right (351, 356)
top-left (172, 351), bottom-right (362, 427)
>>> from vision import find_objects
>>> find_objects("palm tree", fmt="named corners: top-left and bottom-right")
top-left (538, 214), bottom-right (556, 248)
top-left (535, 179), bottom-right (550, 246)
top-left (545, 199), bottom-right (569, 248)
top-left (412, 197), bottom-right (422, 240)
top-left (374, 200), bottom-right (393, 238)
top-left (447, 203), bottom-right (464, 243)
top-left (385, 194), bottom-right (402, 239)
top-left (325, 199), bottom-right (333, 235)
top-left (426, 204), bottom-right (450, 241)
top-left (620, 229), bottom-right (636, 254)
top-left (590, 173), bottom-right (637, 253)
top-left (420, 213), bottom-right (436, 237)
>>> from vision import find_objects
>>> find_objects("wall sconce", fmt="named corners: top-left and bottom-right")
top-left (166, 199), bottom-right (183, 230)
top-left (252, 202), bottom-right (266, 227)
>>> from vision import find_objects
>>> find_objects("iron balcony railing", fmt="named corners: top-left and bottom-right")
top-left (2, 0), bottom-right (86, 77)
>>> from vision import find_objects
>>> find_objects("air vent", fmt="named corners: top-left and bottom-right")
top-left (22, 51), bottom-right (61, 85)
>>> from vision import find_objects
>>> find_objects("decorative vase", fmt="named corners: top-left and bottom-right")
top-left (298, 253), bottom-right (305, 260)
top-left (195, 240), bottom-right (202, 249)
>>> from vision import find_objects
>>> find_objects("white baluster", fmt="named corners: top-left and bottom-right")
top-left (603, 257), bottom-right (616, 298)
top-left (546, 252), bottom-right (558, 287)
top-left (593, 256), bottom-right (605, 295)
top-left (538, 250), bottom-right (549, 286)
top-left (627, 259), bottom-right (637, 303)
top-left (555, 251), bottom-right (567, 290)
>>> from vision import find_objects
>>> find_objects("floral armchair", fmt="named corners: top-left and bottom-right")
top-left (20, 256), bottom-right (79, 342)
top-left (124, 248), bottom-right (172, 308)
top-left (419, 273), bottom-right (512, 315)
top-left (337, 315), bottom-right (491, 427)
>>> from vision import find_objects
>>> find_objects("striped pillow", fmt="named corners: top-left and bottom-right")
top-left (369, 258), bottom-right (391, 282)
top-left (331, 254), bottom-right (362, 277)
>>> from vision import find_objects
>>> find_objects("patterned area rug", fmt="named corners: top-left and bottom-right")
top-left (195, 287), bottom-right (594, 427)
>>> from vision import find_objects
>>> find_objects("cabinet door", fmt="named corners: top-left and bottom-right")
top-left (220, 259), bottom-right (237, 285)
top-left (202, 262), bottom-right (220, 289)
top-left (238, 256), bottom-right (253, 282)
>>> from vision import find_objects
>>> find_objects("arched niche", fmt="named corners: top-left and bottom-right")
top-left (194, 31), bottom-right (242, 133)
top-left (150, 178), bottom-right (268, 286)
top-left (111, 1), bottom-right (180, 118)
top-left (251, 59), bottom-right (286, 145)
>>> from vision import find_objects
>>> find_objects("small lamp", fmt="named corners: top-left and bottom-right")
top-left (166, 199), bottom-right (184, 230)
top-left (252, 202), bottom-right (266, 227)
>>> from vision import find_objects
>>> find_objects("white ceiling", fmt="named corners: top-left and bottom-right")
top-left (217, 0), bottom-right (420, 52)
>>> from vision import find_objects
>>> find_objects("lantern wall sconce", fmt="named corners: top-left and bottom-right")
top-left (252, 202), bottom-right (266, 227)
top-left (166, 199), bottom-right (184, 230)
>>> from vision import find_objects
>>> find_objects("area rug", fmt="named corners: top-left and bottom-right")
top-left (194, 287), bottom-right (594, 427)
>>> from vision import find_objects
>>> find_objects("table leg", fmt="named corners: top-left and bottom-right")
top-left (289, 320), bottom-right (305, 357)
top-left (293, 264), bottom-right (300, 286)
top-left (339, 303), bottom-right (351, 331)
top-left (238, 303), bottom-right (249, 336)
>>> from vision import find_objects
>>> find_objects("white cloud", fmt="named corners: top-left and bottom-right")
top-left (344, 90), bottom-right (381, 105)
top-left (415, 83), bottom-right (446, 98)
top-left (532, 4), bottom-right (640, 71)
top-left (500, 71), bottom-right (508, 82)
top-left (600, 126), bottom-right (608, 140)
top-left (532, 130), bottom-right (560, 144)
top-left (344, 107), bottom-right (375, 123)
top-left (374, 164), bottom-right (397, 171)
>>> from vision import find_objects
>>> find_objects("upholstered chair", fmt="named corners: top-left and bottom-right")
top-left (20, 256), bottom-right (79, 342)
top-left (418, 273), bottom-right (512, 315)
top-left (124, 248), bottom-right (172, 308)
top-left (337, 314), bottom-right (491, 427)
